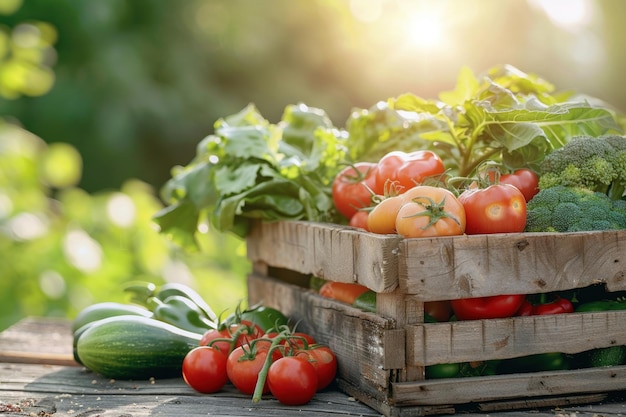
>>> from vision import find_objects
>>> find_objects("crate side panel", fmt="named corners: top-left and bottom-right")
top-left (407, 311), bottom-right (626, 366)
top-left (391, 365), bottom-right (626, 406)
top-left (400, 230), bottom-right (626, 300)
top-left (246, 221), bottom-right (401, 292)
top-left (247, 273), bottom-right (395, 401)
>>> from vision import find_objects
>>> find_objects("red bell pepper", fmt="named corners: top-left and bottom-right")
top-left (450, 294), bottom-right (526, 321)
top-left (516, 295), bottom-right (574, 316)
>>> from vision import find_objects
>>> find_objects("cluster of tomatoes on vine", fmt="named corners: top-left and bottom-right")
top-left (181, 317), bottom-right (337, 406)
top-left (332, 150), bottom-right (539, 237)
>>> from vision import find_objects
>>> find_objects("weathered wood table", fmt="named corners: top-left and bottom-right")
top-left (1, 317), bottom-right (626, 417)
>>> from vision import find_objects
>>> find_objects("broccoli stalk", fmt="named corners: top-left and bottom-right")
top-left (538, 135), bottom-right (626, 201)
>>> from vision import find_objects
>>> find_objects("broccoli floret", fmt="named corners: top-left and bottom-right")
top-left (539, 135), bottom-right (626, 200)
top-left (525, 185), bottom-right (626, 232)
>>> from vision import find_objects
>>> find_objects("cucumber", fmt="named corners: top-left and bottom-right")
top-left (76, 315), bottom-right (202, 379)
top-left (588, 346), bottom-right (626, 368)
top-left (72, 302), bottom-right (153, 333)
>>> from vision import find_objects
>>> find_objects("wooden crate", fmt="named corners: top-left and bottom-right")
top-left (246, 220), bottom-right (626, 416)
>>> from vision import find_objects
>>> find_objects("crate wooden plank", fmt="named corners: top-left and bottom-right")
top-left (247, 272), bottom-right (400, 403)
top-left (391, 365), bottom-right (626, 406)
top-left (407, 311), bottom-right (626, 366)
top-left (399, 230), bottom-right (626, 300)
top-left (246, 221), bottom-right (402, 292)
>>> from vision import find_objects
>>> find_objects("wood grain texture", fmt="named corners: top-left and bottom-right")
top-left (246, 221), bottom-right (626, 300)
top-left (407, 310), bottom-right (626, 365)
top-left (391, 366), bottom-right (626, 406)
top-left (246, 220), bottom-right (402, 292)
top-left (399, 230), bottom-right (626, 300)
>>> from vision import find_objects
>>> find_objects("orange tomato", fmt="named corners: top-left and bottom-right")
top-left (367, 195), bottom-right (404, 234)
top-left (319, 282), bottom-right (370, 305)
top-left (395, 186), bottom-right (466, 238)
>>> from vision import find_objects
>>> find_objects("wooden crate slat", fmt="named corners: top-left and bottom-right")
top-left (247, 221), bottom-right (401, 292)
top-left (407, 311), bottom-right (626, 366)
top-left (391, 365), bottom-right (626, 406)
top-left (399, 230), bottom-right (626, 300)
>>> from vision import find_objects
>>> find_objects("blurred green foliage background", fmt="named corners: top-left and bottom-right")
top-left (1, 0), bottom-right (626, 330)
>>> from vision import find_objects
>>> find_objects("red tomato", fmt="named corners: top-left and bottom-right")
top-left (182, 346), bottom-right (228, 394)
top-left (319, 281), bottom-right (370, 305)
top-left (227, 345), bottom-right (270, 395)
top-left (500, 169), bottom-right (539, 202)
top-left (268, 356), bottom-right (318, 405)
top-left (283, 332), bottom-right (317, 355)
top-left (253, 338), bottom-right (284, 362)
top-left (517, 296), bottom-right (574, 316)
top-left (458, 184), bottom-right (526, 234)
top-left (199, 321), bottom-right (263, 355)
top-left (332, 162), bottom-right (377, 219)
top-left (348, 210), bottom-right (370, 231)
top-left (367, 195), bottom-right (404, 234)
top-left (451, 294), bottom-right (526, 320)
top-left (395, 186), bottom-right (466, 238)
top-left (295, 346), bottom-right (338, 390)
top-left (375, 150), bottom-right (445, 194)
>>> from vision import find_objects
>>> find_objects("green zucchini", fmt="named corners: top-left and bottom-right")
top-left (71, 302), bottom-right (153, 333)
top-left (76, 315), bottom-right (202, 379)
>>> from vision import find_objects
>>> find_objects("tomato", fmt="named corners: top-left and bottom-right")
top-left (319, 281), bottom-right (370, 305)
top-left (500, 169), bottom-right (539, 202)
top-left (295, 346), bottom-right (338, 390)
top-left (450, 294), bottom-right (526, 320)
top-left (268, 356), bottom-right (318, 405)
top-left (367, 195), bottom-right (404, 234)
top-left (424, 300), bottom-right (453, 322)
top-left (332, 162), bottom-right (377, 219)
top-left (182, 346), bottom-right (228, 394)
top-left (283, 332), bottom-right (317, 355)
top-left (254, 338), bottom-right (284, 362)
top-left (348, 210), bottom-right (370, 231)
top-left (517, 296), bottom-right (574, 316)
top-left (199, 321), bottom-right (263, 355)
top-left (227, 345), bottom-right (271, 395)
top-left (375, 150), bottom-right (445, 194)
top-left (395, 186), bottom-right (466, 238)
top-left (458, 184), bottom-right (526, 234)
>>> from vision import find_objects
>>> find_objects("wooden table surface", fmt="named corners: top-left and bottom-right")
top-left (2, 317), bottom-right (626, 417)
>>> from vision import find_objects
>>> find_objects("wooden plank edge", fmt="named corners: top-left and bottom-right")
top-left (0, 350), bottom-right (79, 367)
top-left (391, 365), bottom-right (626, 406)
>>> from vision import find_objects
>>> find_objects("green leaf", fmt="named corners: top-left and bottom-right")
top-left (213, 163), bottom-right (263, 197)
top-left (439, 66), bottom-right (480, 106)
top-left (152, 201), bottom-right (200, 251)
top-left (159, 161), bottom-right (216, 208)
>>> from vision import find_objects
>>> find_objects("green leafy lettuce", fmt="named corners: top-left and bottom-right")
top-left (345, 64), bottom-right (623, 176)
top-left (155, 65), bottom-right (624, 248)
top-left (153, 103), bottom-right (347, 249)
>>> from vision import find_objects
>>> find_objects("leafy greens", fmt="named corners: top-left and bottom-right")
top-left (154, 65), bottom-right (624, 248)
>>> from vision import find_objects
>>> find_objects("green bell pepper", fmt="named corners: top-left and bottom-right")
top-left (224, 304), bottom-right (289, 333)
top-left (151, 295), bottom-right (216, 335)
